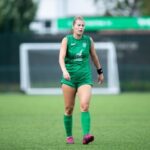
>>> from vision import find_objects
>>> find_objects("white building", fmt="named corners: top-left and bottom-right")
top-left (35, 0), bottom-right (101, 20)
top-left (30, 0), bottom-right (103, 34)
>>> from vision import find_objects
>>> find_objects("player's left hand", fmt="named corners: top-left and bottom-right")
top-left (98, 74), bottom-right (104, 84)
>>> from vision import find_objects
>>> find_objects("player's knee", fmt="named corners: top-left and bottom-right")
top-left (65, 106), bottom-right (74, 115)
top-left (80, 104), bottom-right (89, 112)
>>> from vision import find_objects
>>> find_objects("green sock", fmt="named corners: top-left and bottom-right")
top-left (64, 115), bottom-right (72, 137)
top-left (81, 111), bottom-right (91, 135)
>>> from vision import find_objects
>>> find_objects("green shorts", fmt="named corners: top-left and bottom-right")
top-left (61, 73), bottom-right (93, 89)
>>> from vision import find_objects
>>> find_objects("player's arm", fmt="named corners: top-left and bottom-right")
top-left (90, 37), bottom-right (104, 84)
top-left (59, 37), bottom-right (70, 80)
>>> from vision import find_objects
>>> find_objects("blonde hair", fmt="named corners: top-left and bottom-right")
top-left (72, 16), bottom-right (84, 26)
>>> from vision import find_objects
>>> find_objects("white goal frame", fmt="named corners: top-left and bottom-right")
top-left (20, 42), bottom-right (120, 95)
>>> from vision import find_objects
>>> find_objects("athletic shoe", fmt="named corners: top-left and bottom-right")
top-left (82, 134), bottom-right (94, 144)
top-left (66, 136), bottom-right (74, 144)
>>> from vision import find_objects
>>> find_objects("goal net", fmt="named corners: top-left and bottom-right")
top-left (20, 42), bottom-right (120, 94)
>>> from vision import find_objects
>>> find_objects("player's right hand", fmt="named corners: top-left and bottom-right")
top-left (63, 71), bottom-right (71, 80)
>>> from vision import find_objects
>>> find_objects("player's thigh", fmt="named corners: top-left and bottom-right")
top-left (77, 84), bottom-right (92, 106)
top-left (62, 84), bottom-right (77, 106)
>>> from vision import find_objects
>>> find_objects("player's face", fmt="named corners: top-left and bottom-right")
top-left (73, 20), bottom-right (85, 36)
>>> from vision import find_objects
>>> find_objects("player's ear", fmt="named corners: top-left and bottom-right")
top-left (71, 25), bottom-right (74, 33)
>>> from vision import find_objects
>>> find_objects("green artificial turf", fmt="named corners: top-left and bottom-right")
top-left (0, 93), bottom-right (150, 150)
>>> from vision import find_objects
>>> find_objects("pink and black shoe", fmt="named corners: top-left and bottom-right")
top-left (82, 134), bottom-right (94, 144)
top-left (66, 136), bottom-right (74, 144)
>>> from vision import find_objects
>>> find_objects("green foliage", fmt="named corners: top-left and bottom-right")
top-left (141, 0), bottom-right (150, 16)
top-left (0, 0), bottom-right (37, 33)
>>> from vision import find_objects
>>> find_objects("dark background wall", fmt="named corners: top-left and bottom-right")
top-left (0, 32), bottom-right (150, 92)
top-left (91, 31), bottom-right (150, 91)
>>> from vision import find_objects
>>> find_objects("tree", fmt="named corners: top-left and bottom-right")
top-left (0, 0), bottom-right (38, 33)
top-left (141, 0), bottom-right (150, 16)
top-left (94, 0), bottom-right (142, 16)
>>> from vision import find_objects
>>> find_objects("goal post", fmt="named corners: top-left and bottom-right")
top-left (20, 42), bottom-right (120, 95)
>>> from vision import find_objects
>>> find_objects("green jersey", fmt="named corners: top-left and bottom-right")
top-left (65, 34), bottom-right (92, 82)
top-left (61, 34), bottom-right (93, 88)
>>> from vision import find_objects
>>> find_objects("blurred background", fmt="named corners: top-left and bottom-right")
top-left (0, 0), bottom-right (150, 93)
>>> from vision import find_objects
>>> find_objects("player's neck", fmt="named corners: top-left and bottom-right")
top-left (73, 33), bottom-right (82, 40)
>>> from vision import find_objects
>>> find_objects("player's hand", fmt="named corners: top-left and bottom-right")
top-left (98, 74), bottom-right (104, 84)
top-left (63, 70), bottom-right (71, 80)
